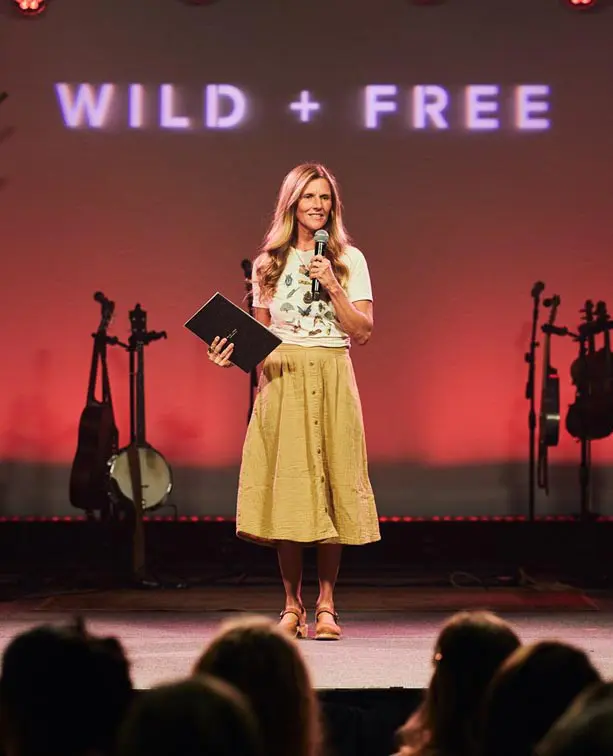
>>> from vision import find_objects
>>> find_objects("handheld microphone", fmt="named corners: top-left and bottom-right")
top-left (311, 229), bottom-right (329, 302)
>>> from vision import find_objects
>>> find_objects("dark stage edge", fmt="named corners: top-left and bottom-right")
top-left (1, 519), bottom-right (613, 592)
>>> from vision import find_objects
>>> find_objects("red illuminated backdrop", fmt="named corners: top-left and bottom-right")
top-left (2, 0), bottom-right (613, 517)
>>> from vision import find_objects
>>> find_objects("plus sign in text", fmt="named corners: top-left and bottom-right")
top-left (54, 83), bottom-right (552, 132)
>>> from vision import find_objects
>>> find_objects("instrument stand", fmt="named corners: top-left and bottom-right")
top-left (524, 284), bottom-right (544, 521)
top-left (579, 437), bottom-right (592, 522)
top-left (526, 289), bottom-right (611, 524)
top-left (570, 330), bottom-right (592, 522)
top-left (543, 320), bottom-right (599, 522)
top-left (112, 311), bottom-right (185, 589)
top-left (241, 259), bottom-right (258, 425)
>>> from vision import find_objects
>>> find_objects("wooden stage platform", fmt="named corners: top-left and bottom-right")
top-left (1, 584), bottom-right (611, 690)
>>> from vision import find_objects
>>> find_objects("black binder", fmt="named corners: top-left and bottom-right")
top-left (184, 292), bottom-right (282, 373)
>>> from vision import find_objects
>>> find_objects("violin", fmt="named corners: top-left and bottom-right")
top-left (565, 300), bottom-right (613, 441)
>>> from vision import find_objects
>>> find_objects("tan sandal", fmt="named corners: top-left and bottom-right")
top-left (314, 606), bottom-right (342, 641)
top-left (278, 606), bottom-right (308, 640)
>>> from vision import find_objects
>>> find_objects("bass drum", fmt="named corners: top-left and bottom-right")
top-left (108, 445), bottom-right (173, 512)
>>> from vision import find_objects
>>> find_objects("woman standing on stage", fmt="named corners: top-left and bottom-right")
top-left (208, 163), bottom-right (380, 641)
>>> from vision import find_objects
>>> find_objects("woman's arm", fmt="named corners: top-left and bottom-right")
top-left (309, 256), bottom-right (374, 346)
top-left (326, 287), bottom-right (373, 346)
top-left (253, 307), bottom-right (271, 328)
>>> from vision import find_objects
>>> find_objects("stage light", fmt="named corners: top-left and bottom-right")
top-left (564, 0), bottom-right (599, 10)
top-left (13, 0), bottom-right (47, 16)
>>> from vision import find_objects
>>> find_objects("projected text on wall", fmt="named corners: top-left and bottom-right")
top-left (54, 83), bottom-right (552, 132)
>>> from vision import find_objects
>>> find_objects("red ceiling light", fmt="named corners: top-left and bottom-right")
top-left (14, 0), bottom-right (47, 15)
top-left (565, 0), bottom-right (599, 10)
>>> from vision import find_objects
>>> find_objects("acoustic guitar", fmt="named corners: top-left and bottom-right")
top-left (537, 295), bottom-right (561, 494)
top-left (69, 292), bottom-right (119, 517)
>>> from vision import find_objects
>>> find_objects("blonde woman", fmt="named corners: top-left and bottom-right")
top-left (208, 163), bottom-right (380, 640)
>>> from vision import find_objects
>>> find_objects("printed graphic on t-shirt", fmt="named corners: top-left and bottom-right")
top-left (251, 246), bottom-right (372, 348)
top-left (279, 264), bottom-right (340, 337)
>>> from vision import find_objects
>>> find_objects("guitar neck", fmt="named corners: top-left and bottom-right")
top-left (603, 332), bottom-right (612, 386)
top-left (86, 331), bottom-right (106, 403)
top-left (541, 331), bottom-right (552, 386)
top-left (135, 345), bottom-right (146, 446)
top-left (542, 301), bottom-right (559, 379)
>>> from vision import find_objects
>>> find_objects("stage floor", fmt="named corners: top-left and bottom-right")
top-left (2, 587), bottom-right (613, 689)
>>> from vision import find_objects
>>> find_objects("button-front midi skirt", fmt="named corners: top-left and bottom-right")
top-left (236, 344), bottom-right (381, 547)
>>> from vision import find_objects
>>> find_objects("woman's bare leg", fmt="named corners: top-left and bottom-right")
top-left (314, 543), bottom-right (343, 639)
top-left (316, 543), bottom-right (342, 609)
top-left (277, 541), bottom-right (304, 610)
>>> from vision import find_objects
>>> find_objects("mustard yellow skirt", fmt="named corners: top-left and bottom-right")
top-left (236, 344), bottom-right (381, 547)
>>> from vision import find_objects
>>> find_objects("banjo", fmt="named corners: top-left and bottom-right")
top-left (108, 304), bottom-right (172, 513)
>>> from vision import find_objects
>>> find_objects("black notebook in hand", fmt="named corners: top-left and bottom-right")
top-left (184, 292), bottom-right (282, 373)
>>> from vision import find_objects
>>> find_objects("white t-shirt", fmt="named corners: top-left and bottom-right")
top-left (252, 245), bottom-right (373, 348)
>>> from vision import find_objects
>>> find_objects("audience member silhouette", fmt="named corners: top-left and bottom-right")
top-left (395, 610), bottom-right (521, 756)
top-left (478, 640), bottom-right (602, 756)
top-left (193, 615), bottom-right (322, 756)
top-left (0, 618), bottom-right (133, 756)
top-left (536, 681), bottom-right (613, 756)
top-left (117, 676), bottom-right (263, 756)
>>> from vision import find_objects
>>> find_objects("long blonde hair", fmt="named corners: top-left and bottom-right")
top-left (256, 163), bottom-right (351, 303)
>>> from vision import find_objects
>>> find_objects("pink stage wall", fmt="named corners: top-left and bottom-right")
top-left (2, 0), bottom-right (613, 516)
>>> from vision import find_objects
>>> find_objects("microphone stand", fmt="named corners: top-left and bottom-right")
top-left (241, 259), bottom-right (257, 425)
top-left (525, 281), bottom-right (545, 522)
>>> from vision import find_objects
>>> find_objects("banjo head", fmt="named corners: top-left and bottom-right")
top-left (109, 446), bottom-right (173, 511)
